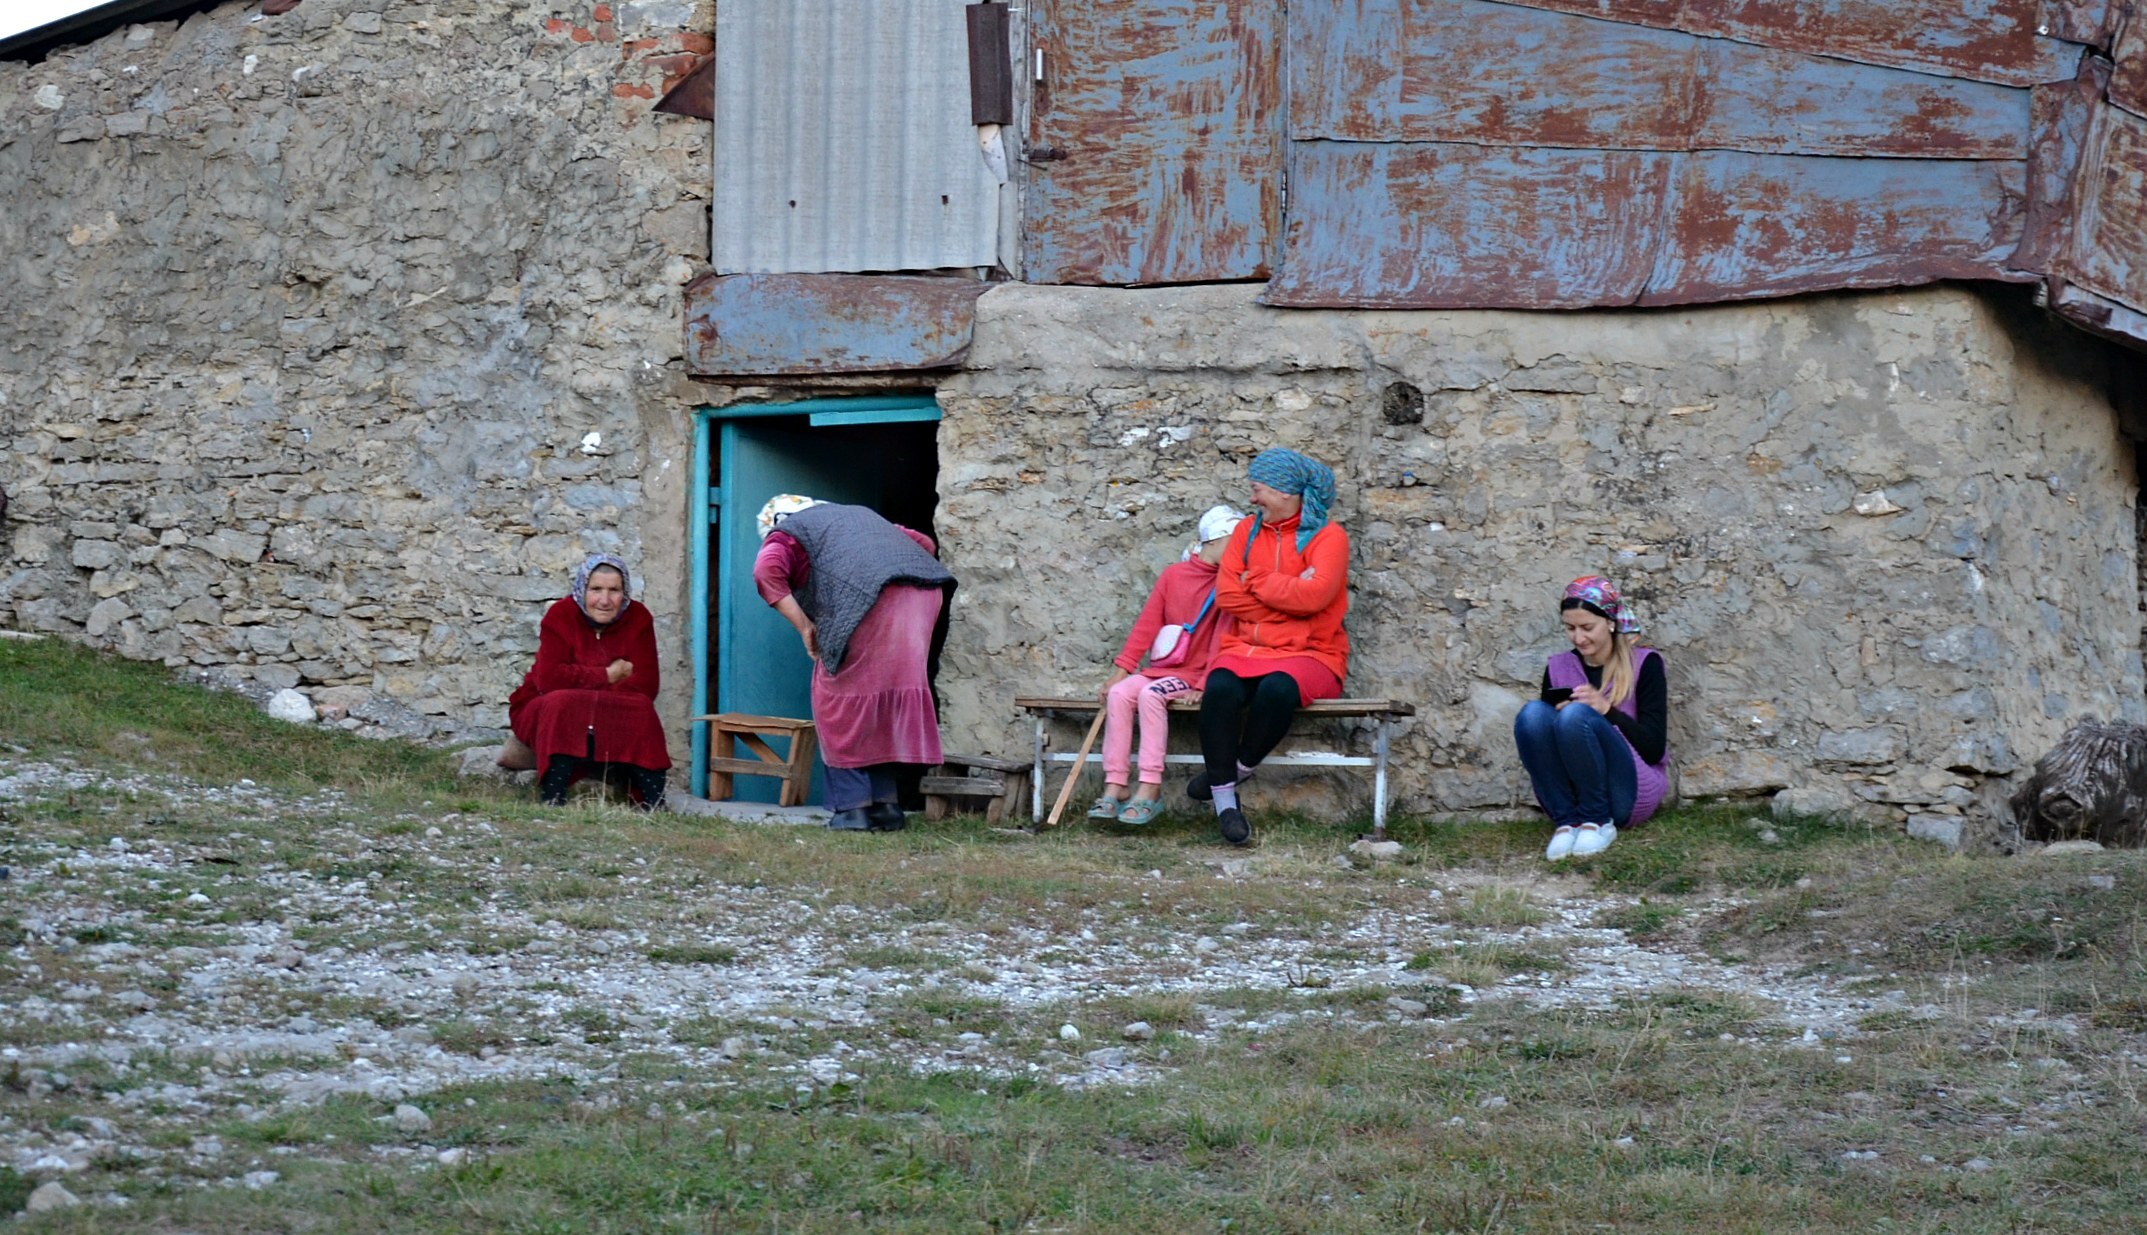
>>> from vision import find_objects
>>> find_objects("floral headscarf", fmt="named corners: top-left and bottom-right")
top-left (573, 553), bottom-right (633, 623)
top-left (756, 494), bottom-right (823, 540)
top-left (1246, 448), bottom-right (1336, 551)
top-left (1563, 575), bottom-right (1640, 635)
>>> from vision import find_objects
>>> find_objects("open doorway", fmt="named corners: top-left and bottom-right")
top-left (699, 398), bottom-right (942, 803)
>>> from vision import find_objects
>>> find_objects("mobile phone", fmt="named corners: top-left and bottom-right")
top-left (1542, 687), bottom-right (1575, 705)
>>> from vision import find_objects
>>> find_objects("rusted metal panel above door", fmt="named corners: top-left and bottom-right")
top-left (1291, 0), bottom-right (2031, 158)
top-left (2107, 9), bottom-right (2147, 117)
top-left (1265, 141), bottom-right (2029, 308)
top-left (1023, 0), bottom-right (1281, 285)
top-left (684, 273), bottom-right (986, 376)
top-left (2053, 103), bottom-right (2147, 312)
top-left (1492, 0), bottom-right (2092, 87)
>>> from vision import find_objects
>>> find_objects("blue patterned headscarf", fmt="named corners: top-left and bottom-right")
top-left (1247, 448), bottom-right (1336, 551)
top-left (572, 553), bottom-right (632, 623)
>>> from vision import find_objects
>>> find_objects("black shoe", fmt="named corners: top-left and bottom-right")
top-left (539, 757), bottom-right (578, 807)
top-left (627, 767), bottom-right (667, 812)
top-left (865, 802), bottom-right (907, 832)
top-left (1187, 767), bottom-right (1253, 803)
top-left (1218, 807), bottom-right (1251, 847)
top-left (828, 807), bottom-right (873, 831)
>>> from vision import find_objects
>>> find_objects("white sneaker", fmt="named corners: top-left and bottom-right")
top-left (1545, 825), bottom-right (1578, 861)
top-left (1571, 822), bottom-right (1617, 856)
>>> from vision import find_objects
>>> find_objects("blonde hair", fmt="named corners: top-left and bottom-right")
top-left (1599, 632), bottom-right (1637, 709)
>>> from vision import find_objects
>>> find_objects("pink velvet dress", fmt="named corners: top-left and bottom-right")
top-left (753, 528), bottom-right (945, 769)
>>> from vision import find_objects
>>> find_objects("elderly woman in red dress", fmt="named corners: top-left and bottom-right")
top-left (507, 554), bottom-right (671, 809)
top-left (754, 495), bottom-right (956, 832)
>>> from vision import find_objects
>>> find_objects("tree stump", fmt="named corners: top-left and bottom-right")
top-left (2009, 721), bottom-right (2147, 848)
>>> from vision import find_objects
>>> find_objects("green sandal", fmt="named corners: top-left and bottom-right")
top-left (1117, 797), bottom-right (1164, 826)
top-left (1087, 795), bottom-right (1126, 821)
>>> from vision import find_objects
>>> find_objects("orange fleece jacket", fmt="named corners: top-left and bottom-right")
top-left (1213, 514), bottom-right (1350, 682)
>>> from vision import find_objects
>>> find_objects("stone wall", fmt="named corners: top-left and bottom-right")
top-left (934, 284), bottom-right (2145, 839)
top-left (0, 0), bottom-right (712, 742)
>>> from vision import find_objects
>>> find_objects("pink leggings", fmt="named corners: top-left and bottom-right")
top-left (1103, 673), bottom-right (1193, 784)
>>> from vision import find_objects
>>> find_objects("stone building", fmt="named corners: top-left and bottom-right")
top-left (4, 0), bottom-right (2145, 845)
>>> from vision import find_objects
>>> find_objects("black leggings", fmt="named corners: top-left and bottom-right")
top-left (1198, 669), bottom-right (1301, 785)
top-left (540, 755), bottom-right (666, 810)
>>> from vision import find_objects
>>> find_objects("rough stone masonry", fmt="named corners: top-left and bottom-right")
top-left (4, 2), bottom-right (2145, 844)
top-left (0, 0), bottom-right (714, 737)
top-left (930, 283), bottom-right (2146, 842)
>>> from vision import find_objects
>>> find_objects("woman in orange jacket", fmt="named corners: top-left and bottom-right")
top-left (1190, 448), bottom-right (1350, 845)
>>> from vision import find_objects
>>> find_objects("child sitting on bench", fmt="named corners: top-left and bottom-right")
top-left (1090, 505), bottom-right (1244, 825)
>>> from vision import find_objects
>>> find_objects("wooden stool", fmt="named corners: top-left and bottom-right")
top-left (692, 713), bottom-right (818, 806)
top-left (921, 753), bottom-right (1032, 823)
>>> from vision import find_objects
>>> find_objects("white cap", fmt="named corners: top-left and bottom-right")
top-left (1198, 504), bottom-right (1247, 544)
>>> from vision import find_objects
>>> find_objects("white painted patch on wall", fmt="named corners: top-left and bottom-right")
top-left (1116, 427), bottom-right (1150, 447)
top-left (241, 54), bottom-right (258, 75)
top-left (33, 84), bottom-right (63, 109)
top-left (580, 431), bottom-right (603, 454)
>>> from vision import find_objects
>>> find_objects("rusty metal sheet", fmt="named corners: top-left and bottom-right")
top-left (1498, 0), bottom-right (2084, 87)
top-left (2046, 280), bottom-right (2147, 350)
top-left (684, 273), bottom-right (986, 376)
top-left (2054, 103), bottom-right (2147, 312)
top-left (1264, 142), bottom-right (1676, 308)
top-left (654, 53), bottom-right (715, 120)
top-left (1024, 0), bottom-right (1281, 285)
top-left (2038, 0), bottom-right (2123, 50)
top-left (1638, 151), bottom-right (2031, 304)
top-left (2011, 65), bottom-right (2107, 272)
top-left (1292, 0), bottom-right (2029, 158)
top-left (1265, 141), bottom-right (2029, 308)
top-left (2108, 8), bottom-right (2147, 118)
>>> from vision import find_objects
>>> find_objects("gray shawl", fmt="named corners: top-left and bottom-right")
top-left (777, 503), bottom-right (955, 673)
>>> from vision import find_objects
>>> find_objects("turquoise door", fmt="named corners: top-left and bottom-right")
top-left (710, 409), bottom-right (941, 802)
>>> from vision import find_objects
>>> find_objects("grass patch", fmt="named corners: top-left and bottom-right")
top-left (0, 636), bottom-right (458, 794)
top-left (1449, 883), bottom-right (1548, 928)
top-left (1597, 897), bottom-right (1683, 940)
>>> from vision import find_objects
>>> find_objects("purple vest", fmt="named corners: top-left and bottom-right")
top-left (1546, 648), bottom-right (1669, 827)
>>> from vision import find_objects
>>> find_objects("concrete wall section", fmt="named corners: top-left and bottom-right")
top-left (0, 0), bottom-right (713, 743)
top-left (934, 284), bottom-right (2143, 832)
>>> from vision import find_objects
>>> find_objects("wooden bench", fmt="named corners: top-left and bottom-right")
top-left (1015, 696), bottom-right (1416, 838)
top-left (690, 713), bottom-right (818, 807)
top-left (920, 752), bottom-right (1032, 823)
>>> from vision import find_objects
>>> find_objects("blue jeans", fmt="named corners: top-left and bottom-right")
top-left (824, 763), bottom-right (898, 812)
top-left (1513, 700), bottom-right (1636, 828)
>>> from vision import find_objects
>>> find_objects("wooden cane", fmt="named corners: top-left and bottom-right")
top-left (1044, 709), bottom-right (1109, 828)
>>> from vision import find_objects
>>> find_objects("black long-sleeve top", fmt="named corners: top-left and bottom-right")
top-left (1539, 654), bottom-right (1668, 765)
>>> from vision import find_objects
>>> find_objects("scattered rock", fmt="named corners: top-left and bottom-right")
top-left (1121, 1021), bottom-right (1154, 1041)
top-left (264, 689), bottom-right (318, 724)
top-left (27, 1181), bottom-right (81, 1211)
top-left (1083, 1047), bottom-right (1129, 1069)
top-left (1386, 996), bottom-right (1430, 1018)
top-left (1057, 1023), bottom-right (1081, 1042)
top-left (392, 1103), bottom-right (433, 1134)
top-left (1963, 1157), bottom-right (1994, 1173)
top-left (1478, 1094), bottom-right (1508, 1109)
top-left (1349, 838), bottom-right (1405, 861)
top-left (2036, 840), bottom-right (2105, 855)
top-left (1906, 814), bottom-right (1963, 852)
top-left (457, 746), bottom-right (511, 780)
top-left (243, 1170), bottom-right (279, 1189)
top-left (437, 1147), bottom-right (467, 1167)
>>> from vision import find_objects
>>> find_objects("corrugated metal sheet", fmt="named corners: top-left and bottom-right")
top-left (2108, 9), bottom-right (2147, 117)
top-left (2055, 103), bottom-right (2147, 311)
top-left (1266, 141), bottom-right (2029, 309)
top-left (683, 273), bottom-right (986, 376)
top-left (712, 0), bottom-right (1000, 275)
top-left (1291, 0), bottom-right (2032, 158)
top-left (1022, 0), bottom-right (1281, 285)
top-left (1492, 0), bottom-right (2091, 86)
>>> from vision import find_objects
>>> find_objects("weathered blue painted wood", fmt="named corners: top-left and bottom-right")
top-left (1024, 0), bottom-right (1281, 285)
top-left (1265, 140), bottom-right (2028, 308)
top-left (1638, 150), bottom-right (2030, 303)
top-left (683, 273), bottom-right (986, 377)
top-left (1290, 0), bottom-right (2030, 158)
top-left (1267, 141), bottom-right (1677, 307)
top-left (1492, 0), bottom-right (2091, 87)
top-left (2059, 104), bottom-right (2147, 312)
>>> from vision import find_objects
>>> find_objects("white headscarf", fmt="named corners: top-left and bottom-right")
top-left (1182, 504), bottom-right (1247, 560)
top-left (756, 494), bottom-right (824, 540)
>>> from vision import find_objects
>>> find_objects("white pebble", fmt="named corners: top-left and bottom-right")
top-left (1058, 1023), bottom-right (1081, 1042)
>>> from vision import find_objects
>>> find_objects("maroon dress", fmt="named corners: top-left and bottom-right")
top-left (508, 598), bottom-right (671, 772)
top-left (754, 528), bottom-right (944, 769)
